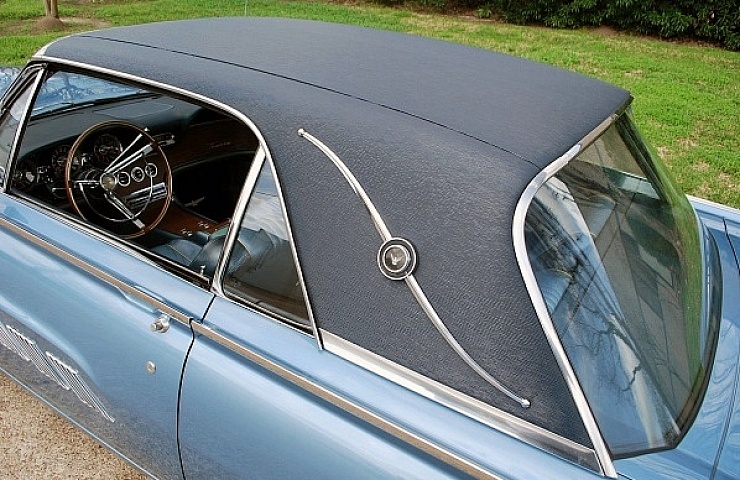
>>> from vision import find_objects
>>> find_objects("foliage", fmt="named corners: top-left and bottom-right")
top-left (0, 0), bottom-right (738, 208)
top-left (488, 0), bottom-right (739, 50)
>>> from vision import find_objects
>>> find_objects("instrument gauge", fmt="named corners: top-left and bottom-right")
top-left (51, 145), bottom-right (71, 177)
top-left (94, 133), bottom-right (123, 165)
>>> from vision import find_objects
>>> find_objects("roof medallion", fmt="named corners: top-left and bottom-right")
top-left (298, 128), bottom-right (530, 409)
top-left (377, 238), bottom-right (417, 280)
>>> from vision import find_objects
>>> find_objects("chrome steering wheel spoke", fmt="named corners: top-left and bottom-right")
top-left (64, 121), bottom-right (172, 239)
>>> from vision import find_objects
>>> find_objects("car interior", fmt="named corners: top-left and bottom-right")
top-left (8, 68), bottom-right (308, 325)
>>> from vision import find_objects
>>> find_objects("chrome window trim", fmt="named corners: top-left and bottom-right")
top-left (211, 147), bottom-right (319, 341)
top-left (511, 113), bottom-right (621, 478)
top-left (211, 146), bottom-right (265, 293)
top-left (321, 330), bottom-right (602, 472)
top-left (23, 55), bottom-right (319, 339)
top-left (8, 190), bottom-right (207, 284)
top-left (0, 215), bottom-right (191, 325)
top-left (0, 68), bottom-right (44, 193)
top-left (191, 320), bottom-right (503, 480)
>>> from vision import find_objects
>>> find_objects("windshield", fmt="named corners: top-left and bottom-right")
top-left (32, 71), bottom-right (148, 117)
top-left (524, 114), bottom-right (720, 456)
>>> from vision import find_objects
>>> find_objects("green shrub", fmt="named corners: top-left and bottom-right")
top-left (474, 0), bottom-right (739, 50)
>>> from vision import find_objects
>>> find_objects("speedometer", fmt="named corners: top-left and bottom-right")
top-left (51, 144), bottom-right (71, 177)
top-left (94, 133), bottom-right (123, 165)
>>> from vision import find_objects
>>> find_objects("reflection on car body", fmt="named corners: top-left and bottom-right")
top-left (0, 18), bottom-right (738, 480)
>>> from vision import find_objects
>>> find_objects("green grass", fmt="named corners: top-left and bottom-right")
top-left (1, 0), bottom-right (738, 207)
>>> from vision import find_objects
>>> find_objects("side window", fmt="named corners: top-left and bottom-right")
top-left (223, 162), bottom-right (309, 328)
top-left (0, 78), bottom-right (35, 186)
top-left (7, 68), bottom-right (260, 281)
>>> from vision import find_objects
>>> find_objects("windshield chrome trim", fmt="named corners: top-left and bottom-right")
top-left (298, 128), bottom-right (530, 408)
top-left (1, 68), bottom-right (44, 193)
top-left (322, 329), bottom-right (603, 472)
top-left (191, 321), bottom-right (503, 480)
top-left (24, 56), bottom-right (320, 340)
top-left (512, 113), bottom-right (620, 478)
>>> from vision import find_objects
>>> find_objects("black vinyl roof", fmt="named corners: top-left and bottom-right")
top-left (42, 17), bottom-right (628, 169)
top-left (39, 18), bottom-right (631, 452)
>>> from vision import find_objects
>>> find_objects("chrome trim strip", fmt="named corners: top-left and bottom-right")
top-left (322, 330), bottom-right (601, 471)
top-left (211, 147), bottom-right (265, 295)
top-left (298, 128), bottom-right (529, 407)
top-left (298, 129), bottom-right (392, 240)
top-left (405, 274), bottom-right (529, 408)
top-left (263, 153), bottom-right (322, 346)
top-left (0, 216), bottom-right (191, 325)
top-left (689, 195), bottom-right (740, 217)
top-left (10, 191), bottom-right (198, 282)
top-left (191, 321), bottom-right (502, 480)
top-left (31, 56), bottom-right (319, 339)
top-left (511, 113), bottom-right (619, 478)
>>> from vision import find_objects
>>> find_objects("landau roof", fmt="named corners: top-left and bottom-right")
top-left (38, 17), bottom-right (630, 455)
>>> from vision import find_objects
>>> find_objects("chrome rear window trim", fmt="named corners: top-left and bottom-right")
top-left (512, 112), bottom-right (623, 478)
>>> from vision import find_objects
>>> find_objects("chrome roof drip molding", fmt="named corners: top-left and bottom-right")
top-left (298, 128), bottom-right (530, 409)
top-left (512, 113), bottom-right (620, 478)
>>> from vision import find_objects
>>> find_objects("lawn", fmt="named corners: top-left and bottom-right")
top-left (1, 0), bottom-right (738, 207)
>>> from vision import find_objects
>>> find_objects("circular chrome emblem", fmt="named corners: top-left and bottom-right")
top-left (377, 237), bottom-right (417, 280)
top-left (99, 173), bottom-right (118, 192)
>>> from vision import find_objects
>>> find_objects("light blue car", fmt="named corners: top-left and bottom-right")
top-left (0, 18), bottom-right (738, 480)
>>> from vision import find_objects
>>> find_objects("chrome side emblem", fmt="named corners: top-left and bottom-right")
top-left (0, 322), bottom-right (114, 422)
top-left (378, 238), bottom-right (417, 280)
top-left (6, 325), bottom-right (70, 390)
top-left (299, 128), bottom-right (531, 408)
top-left (0, 321), bottom-right (25, 358)
top-left (47, 353), bottom-right (115, 423)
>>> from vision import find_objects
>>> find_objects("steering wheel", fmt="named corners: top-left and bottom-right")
top-left (64, 121), bottom-right (172, 239)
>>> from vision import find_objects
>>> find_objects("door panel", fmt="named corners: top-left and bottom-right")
top-left (0, 194), bottom-right (213, 479)
top-left (179, 297), bottom-right (470, 480)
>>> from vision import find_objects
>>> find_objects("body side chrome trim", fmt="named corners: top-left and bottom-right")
top-left (0, 216), bottom-right (191, 325)
top-left (322, 330), bottom-right (602, 471)
top-left (18, 57), bottom-right (319, 339)
top-left (298, 128), bottom-right (529, 408)
top-left (689, 195), bottom-right (740, 218)
top-left (511, 113), bottom-right (620, 478)
top-left (191, 321), bottom-right (502, 480)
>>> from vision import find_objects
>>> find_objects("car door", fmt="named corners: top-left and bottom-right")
top-left (177, 158), bottom-right (471, 479)
top-left (0, 67), bottom-right (212, 480)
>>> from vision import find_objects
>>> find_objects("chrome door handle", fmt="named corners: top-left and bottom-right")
top-left (150, 314), bottom-right (171, 333)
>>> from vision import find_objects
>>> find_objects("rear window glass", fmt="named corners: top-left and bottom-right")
top-left (524, 114), bottom-right (718, 456)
